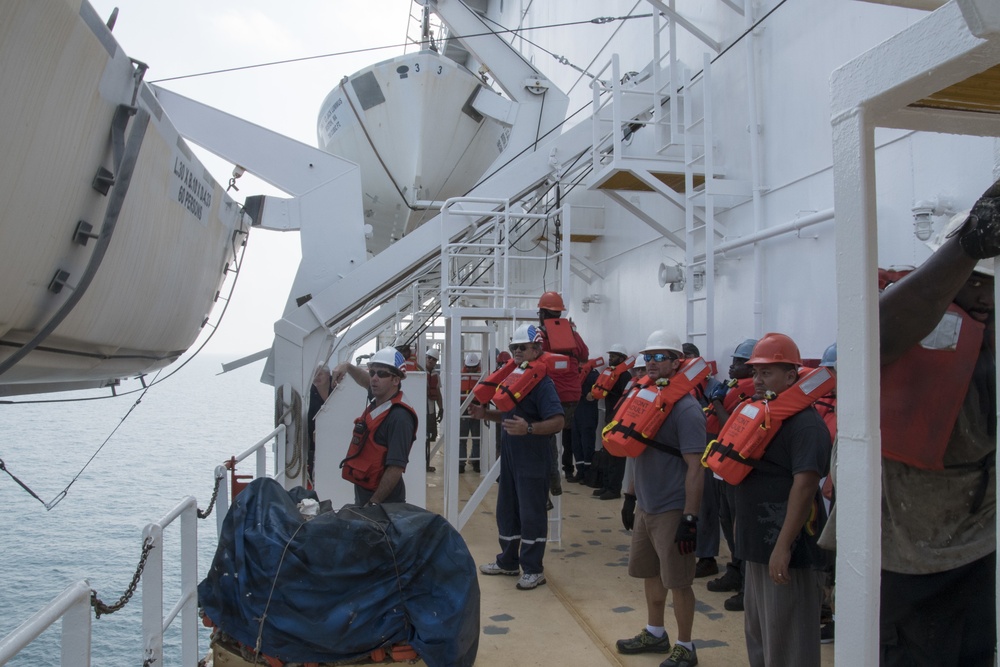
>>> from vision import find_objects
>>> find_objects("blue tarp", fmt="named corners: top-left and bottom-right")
top-left (198, 478), bottom-right (479, 666)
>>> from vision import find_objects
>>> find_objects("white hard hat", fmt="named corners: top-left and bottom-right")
top-left (640, 329), bottom-right (684, 356)
top-left (369, 347), bottom-right (406, 377)
top-left (425, 347), bottom-right (439, 359)
top-left (510, 323), bottom-right (542, 346)
top-left (608, 343), bottom-right (628, 356)
top-left (633, 355), bottom-right (647, 369)
top-left (464, 352), bottom-right (481, 366)
top-left (926, 210), bottom-right (995, 277)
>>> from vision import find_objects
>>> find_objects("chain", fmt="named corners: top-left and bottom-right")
top-left (91, 537), bottom-right (154, 618)
top-left (197, 472), bottom-right (224, 519)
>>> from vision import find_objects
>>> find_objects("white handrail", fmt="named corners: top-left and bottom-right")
top-left (0, 580), bottom-right (92, 666)
top-left (0, 423), bottom-right (287, 666)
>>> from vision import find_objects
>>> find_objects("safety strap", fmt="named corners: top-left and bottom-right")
top-left (706, 439), bottom-right (790, 477)
top-left (605, 422), bottom-right (682, 458)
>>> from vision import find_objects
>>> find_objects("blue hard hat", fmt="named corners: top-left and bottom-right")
top-left (820, 343), bottom-right (837, 368)
top-left (733, 338), bottom-right (757, 360)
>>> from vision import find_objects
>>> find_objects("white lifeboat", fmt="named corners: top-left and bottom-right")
top-left (0, 0), bottom-right (244, 396)
top-left (317, 50), bottom-right (511, 255)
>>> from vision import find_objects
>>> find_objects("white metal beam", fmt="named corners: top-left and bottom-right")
top-left (830, 3), bottom-right (1000, 664)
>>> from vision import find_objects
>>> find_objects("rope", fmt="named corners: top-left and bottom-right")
top-left (0, 213), bottom-right (250, 509)
top-left (149, 15), bottom-right (651, 84)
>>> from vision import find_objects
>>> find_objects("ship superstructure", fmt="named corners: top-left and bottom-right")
top-left (1, 0), bottom-right (999, 664)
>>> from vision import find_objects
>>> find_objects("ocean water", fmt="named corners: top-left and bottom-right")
top-left (0, 354), bottom-right (275, 665)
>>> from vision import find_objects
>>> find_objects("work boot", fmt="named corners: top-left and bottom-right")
top-left (550, 475), bottom-right (563, 496)
top-left (695, 558), bottom-right (719, 578)
top-left (724, 592), bottom-right (744, 612)
top-left (707, 567), bottom-right (741, 592)
top-left (599, 490), bottom-right (621, 500)
top-left (592, 488), bottom-right (607, 497)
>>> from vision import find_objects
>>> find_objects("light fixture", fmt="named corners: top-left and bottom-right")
top-left (693, 266), bottom-right (706, 292)
top-left (657, 263), bottom-right (684, 289)
top-left (912, 201), bottom-right (935, 241)
top-left (581, 294), bottom-right (603, 313)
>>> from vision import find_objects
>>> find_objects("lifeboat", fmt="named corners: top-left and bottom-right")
top-left (317, 50), bottom-right (512, 255)
top-left (0, 0), bottom-right (244, 396)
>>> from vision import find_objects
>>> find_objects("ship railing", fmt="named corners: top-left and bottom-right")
top-left (0, 580), bottom-right (92, 665)
top-left (214, 423), bottom-right (287, 536)
top-left (0, 497), bottom-right (203, 666)
top-left (0, 423), bottom-right (288, 665)
top-left (141, 496), bottom-right (200, 666)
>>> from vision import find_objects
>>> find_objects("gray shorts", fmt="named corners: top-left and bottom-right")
top-left (628, 508), bottom-right (695, 589)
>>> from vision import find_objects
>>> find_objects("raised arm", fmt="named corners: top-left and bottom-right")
top-left (881, 178), bottom-right (1000, 365)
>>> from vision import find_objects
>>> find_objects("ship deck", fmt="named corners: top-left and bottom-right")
top-left (428, 459), bottom-right (836, 666)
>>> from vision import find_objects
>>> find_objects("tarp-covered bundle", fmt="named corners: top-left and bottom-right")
top-left (199, 478), bottom-right (479, 666)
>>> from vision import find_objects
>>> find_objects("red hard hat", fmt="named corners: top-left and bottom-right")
top-left (538, 291), bottom-right (566, 311)
top-left (746, 332), bottom-right (802, 366)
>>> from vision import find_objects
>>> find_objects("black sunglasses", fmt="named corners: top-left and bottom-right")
top-left (369, 369), bottom-right (396, 378)
top-left (509, 344), bottom-right (533, 352)
top-left (643, 352), bottom-right (678, 363)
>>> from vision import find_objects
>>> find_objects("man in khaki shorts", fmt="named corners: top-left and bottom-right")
top-left (616, 330), bottom-right (707, 667)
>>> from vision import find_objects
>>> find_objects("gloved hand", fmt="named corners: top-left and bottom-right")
top-left (675, 514), bottom-right (698, 555)
top-left (621, 493), bottom-right (636, 531)
top-left (708, 383), bottom-right (728, 402)
top-left (958, 178), bottom-right (1000, 259)
top-left (436, 409), bottom-right (444, 424)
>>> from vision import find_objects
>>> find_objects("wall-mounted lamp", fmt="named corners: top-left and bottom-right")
top-left (912, 201), bottom-right (935, 241)
top-left (692, 266), bottom-right (706, 292)
top-left (581, 294), bottom-right (603, 313)
top-left (912, 197), bottom-right (957, 242)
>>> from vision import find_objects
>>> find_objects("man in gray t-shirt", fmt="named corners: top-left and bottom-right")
top-left (615, 330), bottom-right (707, 667)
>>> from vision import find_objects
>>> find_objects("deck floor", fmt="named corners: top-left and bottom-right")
top-left (427, 457), bottom-right (835, 666)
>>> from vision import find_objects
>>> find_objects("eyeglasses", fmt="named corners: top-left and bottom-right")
top-left (368, 369), bottom-right (396, 378)
top-left (643, 353), bottom-right (678, 363)
top-left (509, 344), bottom-right (532, 352)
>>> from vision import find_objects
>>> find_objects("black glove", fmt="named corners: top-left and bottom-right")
top-left (436, 409), bottom-right (443, 424)
top-left (957, 187), bottom-right (1000, 259)
top-left (621, 493), bottom-right (636, 531)
top-left (674, 514), bottom-right (698, 555)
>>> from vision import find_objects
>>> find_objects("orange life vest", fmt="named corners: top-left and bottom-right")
top-left (814, 393), bottom-right (837, 441)
top-left (493, 360), bottom-right (548, 412)
top-left (460, 366), bottom-right (481, 399)
top-left (592, 355), bottom-right (636, 400)
top-left (601, 357), bottom-right (712, 458)
top-left (540, 317), bottom-right (580, 354)
top-left (704, 377), bottom-right (756, 435)
top-left (539, 351), bottom-right (582, 402)
top-left (426, 372), bottom-right (441, 402)
top-left (340, 392), bottom-right (418, 491)
top-left (702, 367), bottom-right (836, 484)
top-left (579, 357), bottom-right (607, 381)
top-left (472, 359), bottom-right (517, 405)
top-left (880, 304), bottom-right (982, 470)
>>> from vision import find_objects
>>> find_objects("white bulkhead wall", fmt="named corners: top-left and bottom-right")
top-left (493, 0), bottom-right (996, 363)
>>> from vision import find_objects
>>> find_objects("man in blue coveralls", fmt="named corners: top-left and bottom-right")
top-left (470, 323), bottom-right (565, 591)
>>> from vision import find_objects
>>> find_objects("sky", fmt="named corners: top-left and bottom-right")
top-left (87, 0), bottom-right (414, 359)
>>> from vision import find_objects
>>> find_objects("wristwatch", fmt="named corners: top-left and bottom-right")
top-left (526, 422), bottom-right (534, 435)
